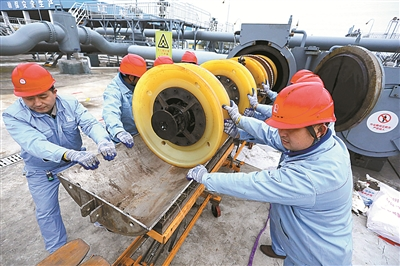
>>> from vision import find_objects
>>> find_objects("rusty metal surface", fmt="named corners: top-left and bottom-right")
top-left (58, 134), bottom-right (192, 236)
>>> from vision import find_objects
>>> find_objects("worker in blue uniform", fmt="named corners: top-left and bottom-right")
top-left (2, 63), bottom-right (117, 254)
top-left (102, 54), bottom-right (147, 148)
top-left (187, 81), bottom-right (353, 265)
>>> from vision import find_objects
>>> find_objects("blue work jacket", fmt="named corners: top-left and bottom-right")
top-left (202, 116), bottom-right (353, 265)
top-left (2, 95), bottom-right (110, 174)
top-left (102, 73), bottom-right (138, 141)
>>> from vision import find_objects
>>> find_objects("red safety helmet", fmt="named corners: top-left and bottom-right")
top-left (119, 54), bottom-right (147, 77)
top-left (12, 63), bottom-right (56, 97)
top-left (295, 73), bottom-right (324, 86)
top-left (154, 56), bottom-right (173, 66)
top-left (290, 69), bottom-right (314, 84)
top-left (181, 51), bottom-right (198, 64)
top-left (266, 82), bottom-right (336, 129)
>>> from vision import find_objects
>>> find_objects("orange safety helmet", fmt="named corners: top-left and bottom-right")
top-left (154, 56), bottom-right (173, 66)
top-left (294, 73), bottom-right (324, 86)
top-left (266, 82), bottom-right (336, 129)
top-left (119, 54), bottom-right (147, 77)
top-left (290, 69), bottom-right (314, 84)
top-left (12, 63), bottom-right (56, 97)
top-left (181, 51), bottom-right (198, 64)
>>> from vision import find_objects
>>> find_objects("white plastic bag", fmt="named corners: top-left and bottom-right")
top-left (366, 183), bottom-right (400, 244)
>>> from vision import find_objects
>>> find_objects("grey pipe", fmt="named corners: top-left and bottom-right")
top-left (78, 26), bottom-right (130, 55)
top-left (127, 45), bottom-right (227, 64)
top-left (143, 29), bottom-right (239, 42)
top-left (288, 35), bottom-right (400, 52)
top-left (291, 29), bottom-right (307, 47)
top-left (0, 23), bottom-right (131, 56)
top-left (93, 28), bottom-right (239, 43)
top-left (0, 21), bottom-right (65, 55)
top-left (2, 22), bottom-right (397, 58)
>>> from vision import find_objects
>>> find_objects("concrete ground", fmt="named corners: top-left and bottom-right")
top-left (1, 55), bottom-right (399, 265)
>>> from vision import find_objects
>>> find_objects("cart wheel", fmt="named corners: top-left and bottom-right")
top-left (211, 204), bottom-right (221, 218)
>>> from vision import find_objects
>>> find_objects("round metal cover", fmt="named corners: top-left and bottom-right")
top-left (314, 45), bottom-right (383, 132)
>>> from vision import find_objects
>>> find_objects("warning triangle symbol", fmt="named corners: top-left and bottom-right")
top-left (157, 34), bottom-right (169, 49)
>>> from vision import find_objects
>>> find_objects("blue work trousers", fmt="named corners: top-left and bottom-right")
top-left (26, 170), bottom-right (67, 253)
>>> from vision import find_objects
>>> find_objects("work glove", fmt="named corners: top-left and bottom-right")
top-left (186, 164), bottom-right (208, 183)
top-left (261, 80), bottom-right (270, 94)
top-left (247, 88), bottom-right (258, 109)
top-left (65, 150), bottom-right (100, 170)
top-left (243, 108), bottom-right (255, 117)
top-left (116, 131), bottom-right (134, 148)
top-left (222, 100), bottom-right (241, 124)
top-left (97, 139), bottom-right (117, 161)
top-left (262, 80), bottom-right (277, 100)
top-left (224, 119), bottom-right (239, 138)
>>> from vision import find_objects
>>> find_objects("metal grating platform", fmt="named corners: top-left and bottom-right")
top-left (0, 153), bottom-right (23, 168)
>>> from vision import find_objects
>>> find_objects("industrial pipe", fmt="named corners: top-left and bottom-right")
top-left (143, 29), bottom-right (239, 43)
top-left (288, 35), bottom-right (400, 53)
top-left (0, 21), bottom-right (65, 55)
top-left (0, 22), bottom-right (227, 63)
top-left (78, 26), bottom-right (130, 55)
top-left (127, 45), bottom-right (227, 64)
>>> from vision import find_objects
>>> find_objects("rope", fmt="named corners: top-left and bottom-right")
top-left (247, 204), bottom-right (271, 266)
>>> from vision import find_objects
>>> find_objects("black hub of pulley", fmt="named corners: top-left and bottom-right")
top-left (216, 75), bottom-right (240, 106)
top-left (151, 88), bottom-right (206, 146)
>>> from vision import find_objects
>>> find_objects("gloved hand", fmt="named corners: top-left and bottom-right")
top-left (97, 139), bottom-right (117, 161)
top-left (261, 80), bottom-right (277, 100)
top-left (116, 131), bottom-right (134, 148)
top-left (243, 108), bottom-right (255, 117)
top-left (65, 150), bottom-right (100, 170)
top-left (261, 80), bottom-right (270, 93)
top-left (224, 119), bottom-right (239, 138)
top-left (186, 164), bottom-right (208, 183)
top-left (222, 100), bottom-right (241, 124)
top-left (247, 88), bottom-right (258, 109)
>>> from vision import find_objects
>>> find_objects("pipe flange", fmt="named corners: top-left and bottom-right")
top-left (41, 21), bottom-right (57, 43)
top-left (79, 26), bottom-right (92, 45)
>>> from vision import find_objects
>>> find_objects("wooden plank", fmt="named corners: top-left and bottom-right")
top-left (36, 239), bottom-right (89, 266)
top-left (81, 255), bottom-right (110, 266)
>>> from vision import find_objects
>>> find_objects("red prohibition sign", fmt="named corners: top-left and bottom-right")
top-left (378, 113), bottom-right (391, 123)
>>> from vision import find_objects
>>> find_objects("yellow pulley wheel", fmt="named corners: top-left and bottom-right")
top-left (178, 63), bottom-right (231, 145)
top-left (201, 59), bottom-right (256, 113)
top-left (132, 64), bottom-right (224, 168)
top-left (258, 54), bottom-right (278, 86)
top-left (230, 56), bottom-right (267, 89)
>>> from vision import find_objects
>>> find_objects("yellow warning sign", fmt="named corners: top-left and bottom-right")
top-left (155, 31), bottom-right (172, 58)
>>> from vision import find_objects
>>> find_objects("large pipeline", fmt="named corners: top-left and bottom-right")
top-left (0, 23), bottom-right (130, 56)
top-left (94, 28), bottom-right (239, 43)
top-left (0, 23), bottom-right (227, 63)
top-left (0, 21), bottom-right (65, 55)
top-left (288, 35), bottom-right (400, 52)
top-left (0, 21), bottom-right (398, 59)
top-left (126, 45), bottom-right (226, 63)
top-left (100, 27), bottom-right (399, 53)
top-left (78, 26), bottom-right (130, 55)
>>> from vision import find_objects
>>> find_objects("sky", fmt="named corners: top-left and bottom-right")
top-left (183, 0), bottom-right (400, 37)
